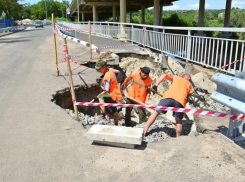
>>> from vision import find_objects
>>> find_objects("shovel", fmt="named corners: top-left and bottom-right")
top-left (148, 87), bottom-right (164, 97)
top-left (85, 91), bottom-right (105, 115)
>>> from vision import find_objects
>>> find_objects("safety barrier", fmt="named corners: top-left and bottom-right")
top-left (0, 25), bottom-right (24, 33)
top-left (211, 73), bottom-right (245, 141)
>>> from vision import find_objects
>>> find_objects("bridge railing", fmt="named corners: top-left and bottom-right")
top-left (59, 21), bottom-right (245, 75)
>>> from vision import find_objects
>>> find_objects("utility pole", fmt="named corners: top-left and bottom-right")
top-left (66, 2), bottom-right (67, 22)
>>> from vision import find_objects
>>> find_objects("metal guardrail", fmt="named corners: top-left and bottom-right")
top-left (211, 73), bottom-right (245, 141)
top-left (0, 25), bottom-right (24, 33)
top-left (59, 21), bottom-right (245, 75)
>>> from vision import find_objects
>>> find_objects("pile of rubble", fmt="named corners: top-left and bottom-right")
top-left (67, 109), bottom-right (196, 142)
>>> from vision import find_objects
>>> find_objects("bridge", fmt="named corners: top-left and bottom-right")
top-left (69, 0), bottom-right (233, 30)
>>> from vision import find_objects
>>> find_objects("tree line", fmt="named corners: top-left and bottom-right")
top-left (0, 0), bottom-right (69, 21)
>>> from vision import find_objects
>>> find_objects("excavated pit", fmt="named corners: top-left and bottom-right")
top-left (51, 52), bottom-right (220, 142)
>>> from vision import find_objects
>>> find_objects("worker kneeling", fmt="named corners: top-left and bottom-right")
top-left (122, 67), bottom-right (153, 126)
top-left (144, 73), bottom-right (194, 137)
top-left (95, 60), bottom-right (122, 125)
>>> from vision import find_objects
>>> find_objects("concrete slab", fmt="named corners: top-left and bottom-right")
top-left (87, 125), bottom-right (144, 148)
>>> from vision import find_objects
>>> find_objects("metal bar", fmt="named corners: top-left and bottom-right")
top-left (132, 25), bottom-right (134, 44)
top-left (219, 40), bottom-right (224, 69)
top-left (224, 40), bottom-right (228, 69)
top-left (191, 37), bottom-right (195, 60)
top-left (198, 37), bottom-right (201, 63)
top-left (201, 37), bottom-right (204, 64)
top-left (215, 39), bottom-right (220, 68)
top-left (194, 37), bottom-right (197, 62)
top-left (229, 41), bottom-right (234, 72)
top-left (240, 43), bottom-right (244, 72)
top-left (211, 39), bottom-right (215, 67)
top-left (204, 38), bottom-right (208, 65)
top-left (161, 30), bottom-right (165, 52)
top-left (208, 39), bottom-right (211, 66)
top-left (234, 42), bottom-right (239, 72)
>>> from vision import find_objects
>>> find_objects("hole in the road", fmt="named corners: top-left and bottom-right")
top-left (51, 53), bottom-right (196, 142)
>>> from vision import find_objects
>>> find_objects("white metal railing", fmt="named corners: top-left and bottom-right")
top-left (58, 21), bottom-right (245, 74)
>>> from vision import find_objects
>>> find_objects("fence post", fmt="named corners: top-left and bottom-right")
top-left (89, 21), bottom-right (92, 59)
top-left (63, 38), bottom-right (79, 121)
top-left (52, 13), bottom-right (59, 76)
top-left (131, 25), bottom-right (134, 44)
top-left (186, 30), bottom-right (191, 63)
top-left (161, 29), bottom-right (165, 53)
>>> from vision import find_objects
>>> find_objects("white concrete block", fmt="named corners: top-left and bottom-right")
top-left (87, 125), bottom-right (144, 147)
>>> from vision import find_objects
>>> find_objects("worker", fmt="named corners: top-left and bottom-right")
top-left (144, 73), bottom-right (194, 137)
top-left (95, 60), bottom-right (122, 125)
top-left (122, 67), bottom-right (153, 126)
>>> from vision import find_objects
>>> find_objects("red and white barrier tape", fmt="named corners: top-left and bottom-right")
top-left (53, 29), bottom-right (63, 41)
top-left (74, 101), bottom-right (245, 121)
top-left (56, 58), bottom-right (66, 65)
top-left (217, 57), bottom-right (245, 71)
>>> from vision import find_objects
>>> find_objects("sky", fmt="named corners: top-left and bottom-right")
top-left (20, 0), bottom-right (245, 10)
top-left (164, 0), bottom-right (245, 10)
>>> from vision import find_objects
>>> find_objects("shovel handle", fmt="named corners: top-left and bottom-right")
top-left (148, 87), bottom-right (164, 97)
top-left (90, 91), bottom-right (106, 103)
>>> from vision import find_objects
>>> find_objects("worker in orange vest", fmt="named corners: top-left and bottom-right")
top-left (122, 67), bottom-right (153, 126)
top-left (144, 73), bottom-right (194, 137)
top-left (95, 60), bottom-right (122, 125)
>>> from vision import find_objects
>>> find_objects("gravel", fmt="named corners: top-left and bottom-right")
top-left (67, 109), bottom-right (196, 142)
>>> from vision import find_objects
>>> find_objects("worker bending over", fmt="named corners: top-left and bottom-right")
top-left (122, 67), bottom-right (152, 126)
top-left (95, 60), bottom-right (122, 125)
top-left (144, 73), bottom-right (194, 137)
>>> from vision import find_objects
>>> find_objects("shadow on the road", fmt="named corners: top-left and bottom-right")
top-left (206, 124), bottom-right (245, 150)
top-left (0, 37), bottom-right (31, 44)
top-left (91, 141), bottom-right (147, 150)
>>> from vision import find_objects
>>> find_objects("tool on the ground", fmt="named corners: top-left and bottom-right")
top-left (148, 87), bottom-right (164, 97)
top-left (85, 91), bottom-right (105, 115)
top-left (194, 87), bottom-right (209, 94)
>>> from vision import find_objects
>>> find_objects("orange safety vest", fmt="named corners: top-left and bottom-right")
top-left (102, 68), bottom-right (122, 101)
top-left (163, 76), bottom-right (194, 107)
top-left (127, 71), bottom-right (153, 103)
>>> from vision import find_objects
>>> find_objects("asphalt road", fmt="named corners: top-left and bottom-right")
top-left (0, 26), bottom-right (245, 182)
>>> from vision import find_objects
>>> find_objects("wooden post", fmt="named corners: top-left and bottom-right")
top-left (63, 38), bottom-right (79, 121)
top-left (89, 20), bottom-right (92, 59)
top-left (52, 13), bottom-right (59, 76)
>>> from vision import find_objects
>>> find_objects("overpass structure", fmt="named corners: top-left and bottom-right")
top-left (69, 0), bottom-right (233, 31)
top-left (69, 0), bottom-right (177, 25)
